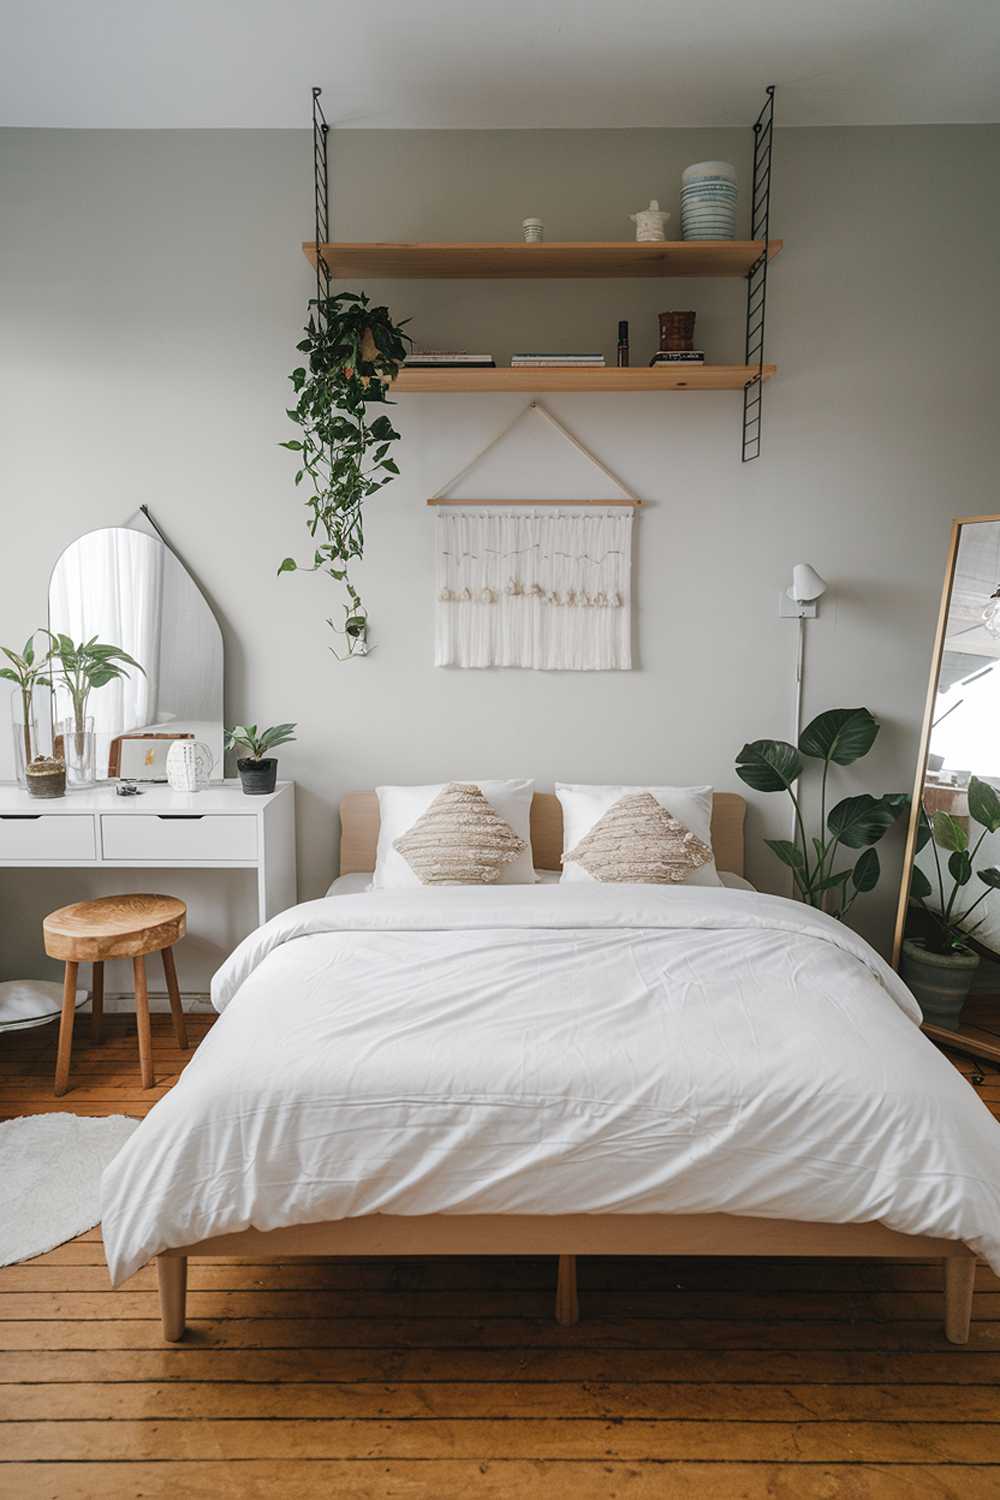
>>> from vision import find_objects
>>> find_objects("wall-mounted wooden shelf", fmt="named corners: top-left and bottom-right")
top-left (394, 365), bottom-right (775, 393)
top-left (304, 240), bottom-right (783, 281)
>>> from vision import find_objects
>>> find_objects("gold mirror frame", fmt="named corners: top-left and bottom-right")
top-left (891, 513), bottom-right (1000, 1064)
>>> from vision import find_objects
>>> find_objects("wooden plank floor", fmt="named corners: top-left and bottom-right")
top-left (3, 1011), bottom-right (1000, 1497)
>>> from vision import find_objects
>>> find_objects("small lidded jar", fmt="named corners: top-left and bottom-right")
top-left (522, 218), bottom-right (544, 243)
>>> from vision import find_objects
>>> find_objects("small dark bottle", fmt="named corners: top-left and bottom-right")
top-left (617, 320), bottom-right (630, 368)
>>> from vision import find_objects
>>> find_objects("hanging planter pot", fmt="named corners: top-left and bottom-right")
top-left (279, 292), bottom-right (411, 658)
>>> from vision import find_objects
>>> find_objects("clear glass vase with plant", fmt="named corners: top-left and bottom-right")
top-left (1, 632), bottom-right (54, 786)
top-left (735, 707), bottom-right (908, 918)
top-left (47, 633), bottom-right (145, 787)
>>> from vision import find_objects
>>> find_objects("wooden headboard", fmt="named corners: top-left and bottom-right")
top-left (340, 791), bottom-right (746, 878)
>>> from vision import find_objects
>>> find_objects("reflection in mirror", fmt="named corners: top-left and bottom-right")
top-left (48, 527), bottom-right (223, 781)
top-left (895, 516), bottom-right (1000, 1032)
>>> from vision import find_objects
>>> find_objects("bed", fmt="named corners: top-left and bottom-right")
top-left (99, 791), bottom-right (1000, 1345)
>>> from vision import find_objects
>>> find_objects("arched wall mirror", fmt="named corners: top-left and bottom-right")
top-left (48, 526), bottom-right (224, 781)
top-left (894, 513), bottom-right (1000, 1061)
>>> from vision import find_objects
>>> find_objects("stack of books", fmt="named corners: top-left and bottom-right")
top-left (649, 350), bottom-right (705, 366)
top-left (403, 352), bottom-right (496, 369)
top-left (510, 352), bottom-right (606, 368)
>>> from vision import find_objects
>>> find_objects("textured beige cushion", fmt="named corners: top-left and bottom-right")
top-left (393, 782), bottom-right (528, 885)
top-left (563, 791), bottom-right (712, 884)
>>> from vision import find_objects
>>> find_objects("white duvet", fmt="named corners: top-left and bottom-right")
top-left (101, 885), bottom-right (1000, 1284)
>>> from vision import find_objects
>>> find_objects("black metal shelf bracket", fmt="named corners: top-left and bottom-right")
top-left (312, 87), bottom-right (331, 326)
top-left (742, 84), bottom-right (775, 463)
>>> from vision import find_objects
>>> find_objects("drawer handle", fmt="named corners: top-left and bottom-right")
top-left (0, 814), bottom-right (41, 820)
top-left (156, 814), bottom-right (205, 820)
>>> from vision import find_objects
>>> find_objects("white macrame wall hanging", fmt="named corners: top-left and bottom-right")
top-left (429, 402), bottom-right (639, 671)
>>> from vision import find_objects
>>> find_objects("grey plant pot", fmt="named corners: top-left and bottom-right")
top-left (900, 938), bottom-right (979, 1030)
top-left (237, 757), bottom-right (277, 796)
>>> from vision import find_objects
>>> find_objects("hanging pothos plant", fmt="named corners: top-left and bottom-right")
top-left (280, 291), bottom-right (411, 657)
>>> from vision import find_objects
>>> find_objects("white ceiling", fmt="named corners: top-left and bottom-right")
top-left (3, 0), bottom-right (999, 129)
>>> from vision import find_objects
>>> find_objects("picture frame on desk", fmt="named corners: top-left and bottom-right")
top-left (109, 732), bottom-right (193, 781)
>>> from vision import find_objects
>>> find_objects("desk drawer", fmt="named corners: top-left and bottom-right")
top-left (0, 814), bottom-right (96, 860)
top-left (100, 814), bottom-right (258, 861)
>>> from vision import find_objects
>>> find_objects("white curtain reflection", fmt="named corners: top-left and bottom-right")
top-left (932, 662), bottom-right (1000, 781)
top-left (49, 528), bottom-right (162, 775)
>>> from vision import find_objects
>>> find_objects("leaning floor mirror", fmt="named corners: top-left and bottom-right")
top-left (48, 523), bottom-right (223, 786)
top-left (894, 513), bottom-right (1000, 1061)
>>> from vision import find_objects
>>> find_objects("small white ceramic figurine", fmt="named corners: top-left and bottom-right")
top-left (629, 199), bottom-right (671, 242)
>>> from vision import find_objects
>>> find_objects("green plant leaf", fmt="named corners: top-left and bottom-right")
top-left (932, 810), bottom-right (968, 853)
top-left (827, 794), bottom-right (900, 849)
top-left (976, 866), bottom-right (1000, 890)
top-left (765, 838), bottom-right (805, 870)
top-left (914, 806), bottom-right (933, 853)
top-left (734, 740), bottom-right (803, 793)
top-left (278, 558), bottom-right (298, 574)
top-left (968, 775), bottom-right (1000, 833)
top-left (852, 846), bottom-right (880, 892)
top-left (948, 849), bottom-right (973, 886)
top-left (910, 865), bottom-right (933, 899)
top-left (798, 707), bottom-right (879, 765)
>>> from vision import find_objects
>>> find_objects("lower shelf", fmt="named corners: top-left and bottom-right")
top-left (395, 364), bottom-right (776, 393)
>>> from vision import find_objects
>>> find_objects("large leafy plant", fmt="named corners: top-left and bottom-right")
top-left (908, 777), bottom-right (1000, 953)
top-left (280, 291), bottom-right (411, 658)
top-left (47, 633), bottom-right (144, 736)
top-left (736, 707), bottom-right (907, 918)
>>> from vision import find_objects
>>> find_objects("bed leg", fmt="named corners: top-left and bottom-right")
top-left (555, 1254), bottom-right (579, 1326)
top-left (158, 1254), bottom-right (187, 1341)
top-left (945, 1254), bottom-right (975, 1344)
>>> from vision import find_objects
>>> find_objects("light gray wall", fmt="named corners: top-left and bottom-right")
top-left (2, 124), bottom-right (998, 987)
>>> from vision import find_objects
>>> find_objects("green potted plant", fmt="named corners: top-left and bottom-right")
top-left (0, 631), bottom-right (63, 796)
top-left (279, 290), bottom-right (411, 658)
top-left (902, 777), bottom-right (1000, 1028)
top-left (47, 634), bottom-right (145, 789)
top-left (735, 707), bottom-right (908, 918)
top-left (226, 723), bottom-right (297, 796)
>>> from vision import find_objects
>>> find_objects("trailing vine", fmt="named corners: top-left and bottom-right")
top-left (280, 291), bottom-right (411, 657)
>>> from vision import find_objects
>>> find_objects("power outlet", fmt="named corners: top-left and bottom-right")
top-left (778, 592), bottom-right (817, 619)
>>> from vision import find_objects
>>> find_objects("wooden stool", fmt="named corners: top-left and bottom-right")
top-left (42, 895), bottom-right (188, 1096)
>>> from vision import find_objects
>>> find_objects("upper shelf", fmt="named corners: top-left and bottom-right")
top-left (303, 240), bottom-right (783, 280)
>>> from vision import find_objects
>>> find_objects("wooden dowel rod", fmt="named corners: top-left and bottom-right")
top-left (426, 497), bottom-right (642, 508)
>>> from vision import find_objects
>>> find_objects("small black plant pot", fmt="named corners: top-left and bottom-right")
top-left (237, 757), bottom-right (277, 795)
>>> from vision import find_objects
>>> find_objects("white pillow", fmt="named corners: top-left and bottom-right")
top-left (555, 783), bottom-right (723, 887)
top-left (373, 780), bottom-right (536, 888)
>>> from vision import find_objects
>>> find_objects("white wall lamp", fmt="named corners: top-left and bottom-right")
top-left (779, 563), bottom-right (828, 621)
top-left (780, 563), bottom-right (828, 739)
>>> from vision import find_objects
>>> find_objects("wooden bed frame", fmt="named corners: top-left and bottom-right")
top-left (156, 790), bottom-right (977, 1344)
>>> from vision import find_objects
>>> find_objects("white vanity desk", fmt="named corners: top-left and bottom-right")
top-left (0, 781), bottom-right (296, 926)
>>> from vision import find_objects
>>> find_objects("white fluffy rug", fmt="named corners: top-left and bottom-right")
top-left (0, 1113), bottom-right (140, 1266)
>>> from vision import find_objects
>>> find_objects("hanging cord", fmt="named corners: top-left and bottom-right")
top-left (788, 614), bottom-right (806, 896)
top-left (427, 400), bottom-right (642, 507)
